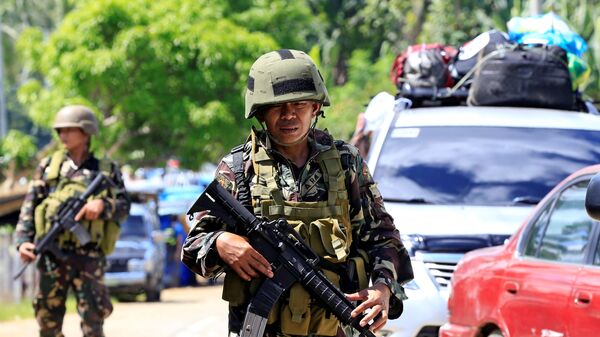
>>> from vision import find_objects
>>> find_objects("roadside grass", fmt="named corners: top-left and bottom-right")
top-left (0, 296), bottom-right (77, 322)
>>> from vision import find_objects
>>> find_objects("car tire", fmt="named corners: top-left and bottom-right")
top-left (145, 288), bottom-right (161, 302)
top-left (488, 330), bottom-right (505, 337)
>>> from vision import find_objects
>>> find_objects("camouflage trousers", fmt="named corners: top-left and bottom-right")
top-left (34, 250), bottom-right (113, 337)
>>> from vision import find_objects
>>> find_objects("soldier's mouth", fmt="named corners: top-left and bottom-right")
top-left (280, 127), bottom-right (299, 134)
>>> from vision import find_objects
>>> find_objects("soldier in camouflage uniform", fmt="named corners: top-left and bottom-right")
top-left (16, 105), bottom-right (131, 337)
top-left (182, 49), bottom-right (413, 337)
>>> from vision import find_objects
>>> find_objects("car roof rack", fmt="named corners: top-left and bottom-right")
top-left (396, 82), bottom-right (599, 114)
top-left (396, 83), bottom-right (468, 108)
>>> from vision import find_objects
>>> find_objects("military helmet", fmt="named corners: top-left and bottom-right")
top-left (53, 105), bottom-right (98, 135)
top-left (245, 49), bottom-right (330, 119)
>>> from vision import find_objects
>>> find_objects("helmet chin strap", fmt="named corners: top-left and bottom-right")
top-left (263, 113), bottom-right (320, 148)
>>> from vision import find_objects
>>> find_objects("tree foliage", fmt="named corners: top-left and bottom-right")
top-left (6, 0), bottom-right (600, 172)
top-left (16, 0), bottom-right (317, 168)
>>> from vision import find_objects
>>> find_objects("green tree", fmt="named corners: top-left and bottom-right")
top-left (0, 129), bottom-right (36, 190)
top-left (16, 0), bottom-right (316, 168)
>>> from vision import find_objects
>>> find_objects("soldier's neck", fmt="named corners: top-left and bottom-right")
top-left (67, 146), bottom-right (89, 166)
top-left (274, 141), bottom-right (310, 168)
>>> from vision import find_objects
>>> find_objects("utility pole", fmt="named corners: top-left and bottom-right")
top-left (530, 0), bottom-right (542, 15)
top-left (0, 13), bottom-right (6, 139)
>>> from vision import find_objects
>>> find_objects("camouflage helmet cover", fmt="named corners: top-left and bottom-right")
top-left (53, 105), bottom-right (99, 135)
top-left (245, 49), bottom-right (330, 119)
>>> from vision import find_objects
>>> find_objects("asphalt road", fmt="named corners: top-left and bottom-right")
top-left (0, 286), bottom-right (228, 337)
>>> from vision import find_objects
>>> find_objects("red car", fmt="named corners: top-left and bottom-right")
top-left (440, 165), bottom-right (600, 337)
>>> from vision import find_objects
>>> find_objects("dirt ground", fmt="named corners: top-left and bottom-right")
top-left (0, 285), bottom-right (228, 337)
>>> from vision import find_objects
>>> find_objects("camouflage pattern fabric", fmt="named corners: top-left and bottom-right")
top-left (182, 129), bottom-right (413, 336)
top-left (35, 250), bottom-right (112, 337)
top-left (15, 152), bottom-right (130, 247)
top-left (15, 152), bottom-right (130, 337)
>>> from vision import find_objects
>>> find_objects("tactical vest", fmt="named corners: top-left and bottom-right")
top-left (223, 132), bottom-right (368, 336)
top-left (33, 150), bottom-right (121, 255)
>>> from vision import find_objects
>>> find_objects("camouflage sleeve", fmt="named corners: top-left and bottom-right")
top-left (181, 159), bottom-right (237, 277)
top-left (15, 157), bottom-right (51, 249)
top-left (344, 143), bottom-right (413, 316)
top-left (102, 162), bottom-right (131, 222)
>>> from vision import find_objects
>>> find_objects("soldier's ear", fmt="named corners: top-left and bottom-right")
top-left (312, 103), bottom-right (321, 117)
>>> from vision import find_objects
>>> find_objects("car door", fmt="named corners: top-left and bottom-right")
top-left (501, 179), bottom-right (594, 337)
top-left (568, 224), bottom-right (600, 337)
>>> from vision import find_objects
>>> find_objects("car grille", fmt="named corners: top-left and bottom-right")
top-left (107, 258), bottom-right (129, 273)
top-left (423, 261), bottom-right (457, 287)
top-left (415, 252), bottom-right (461, 288)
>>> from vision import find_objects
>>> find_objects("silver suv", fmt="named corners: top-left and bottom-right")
top-left (368, 104), bottom-right (600, 337)
top-left (104, 202), bottom-right (166, 302)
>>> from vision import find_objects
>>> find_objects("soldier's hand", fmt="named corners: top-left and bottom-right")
top-left (18, 242), bottom-right (36, 262)
top-left (346, 283), bottom-right (391, 332)
top-left (215, 232), bottom-right (273, 281)
top-left (75, 199), bottom-right (105, 221)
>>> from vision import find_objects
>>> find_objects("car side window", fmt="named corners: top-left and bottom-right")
top-left (525, 180), bottom-right (593, 264)
top-left (524, 202), bottom-right (553, 257)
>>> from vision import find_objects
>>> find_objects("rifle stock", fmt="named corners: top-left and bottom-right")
top-left (14, 173), bottom-right (109, 280)
top-left (188, 180), bottom-right (377, 337)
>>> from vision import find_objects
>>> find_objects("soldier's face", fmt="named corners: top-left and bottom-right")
top-left (57, 127), bottom-right (89, 152)
top-left (261, 101), bottom-right (320, 146)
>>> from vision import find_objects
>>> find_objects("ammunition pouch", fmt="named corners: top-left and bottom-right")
top-left (34, 150), bottom-right (120, 255)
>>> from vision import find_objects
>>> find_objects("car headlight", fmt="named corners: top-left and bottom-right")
top-left (127, 258), bottom-right (145, 272)
top-left (401, 234), bottom-right (425, 256)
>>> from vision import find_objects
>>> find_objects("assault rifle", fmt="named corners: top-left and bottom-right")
top-left (14, 173), bottom-right (109, 280)
top-left (187, 180), bottom-right (378, 337)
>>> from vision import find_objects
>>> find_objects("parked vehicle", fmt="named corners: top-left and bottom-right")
top-left (440, 164), bottom-right (600, 337)
top-left (104, 202), bottom-right (166, 302)
top-left (367, 105), bottom-right (600, 337)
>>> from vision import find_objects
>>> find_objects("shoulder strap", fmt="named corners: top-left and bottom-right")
top-left (231, 144), bottom-right (252, 209)
top-left (46, 150), bottom-right (66, 187)
top-left (315, 145), bottom-right (347, 206)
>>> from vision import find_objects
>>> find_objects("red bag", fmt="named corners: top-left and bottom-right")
top-left (390, 44), bottom-right (457, 88)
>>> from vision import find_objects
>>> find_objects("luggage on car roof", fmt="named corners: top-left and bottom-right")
top-left (390, 44), bottom-right (456, 89)
top-left (467, 44), bottom-right (575, 110)
top-left (450, 30), bottom-right (512, 83)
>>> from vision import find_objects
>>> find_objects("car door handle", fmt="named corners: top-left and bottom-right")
top-left (574, 291), bottom-right (592, 305)
top-left (504, 281), bottom-right (519, 294)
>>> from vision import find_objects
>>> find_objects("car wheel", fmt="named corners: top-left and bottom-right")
top-left (115, 293), bottom-right (138, 302)
top-left (145, 288), bottom-right (161, 302)
top-left (488, 330), bottom-right (505, 337)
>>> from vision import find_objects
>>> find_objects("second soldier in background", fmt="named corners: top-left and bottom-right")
top-left (15, 105), bottom-right (130, 337)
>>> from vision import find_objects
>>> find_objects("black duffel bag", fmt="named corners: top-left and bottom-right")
top-left (468, 44), bottom-right (575, 110)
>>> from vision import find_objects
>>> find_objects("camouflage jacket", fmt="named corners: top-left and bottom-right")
top-left (15, 151), bottom-right (131, 250)
top-left (182, 129), bottom-right (413, 311)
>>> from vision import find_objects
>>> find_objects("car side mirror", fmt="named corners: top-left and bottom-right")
top-left (585, 173), bottom-right (600, 221)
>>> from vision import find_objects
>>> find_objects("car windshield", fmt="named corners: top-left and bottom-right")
top-left (373, 126), bottom-right (600, 205)
top-left (120, 215), bottom-right (148, 238)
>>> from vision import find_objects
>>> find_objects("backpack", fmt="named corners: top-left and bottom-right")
top-left (391, 44), bottom-right (457, 89)
top-left (468, 44), bottom-right (575, 110)
top-left (450, 30), bottom-right (512, 83)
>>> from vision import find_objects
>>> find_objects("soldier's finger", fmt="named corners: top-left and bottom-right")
top-left (250, 256), bottom-right (273, 278)
top-left (234, 266), bottom-right (252, 281)
top-left (250, 250), bottom-right (271, 270)
top-left (370, 308), bottom-right (388, 332)
top-left (360, 304), bottom-right (382, 327)
top-left (240, 262), bottom-right (260, 279)
top-left (351, 296), bottom-right (376, 317)
top-left (75, 207), bottom-right (86, 221)
top-left (346, 290), bottom-right (368, 301)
